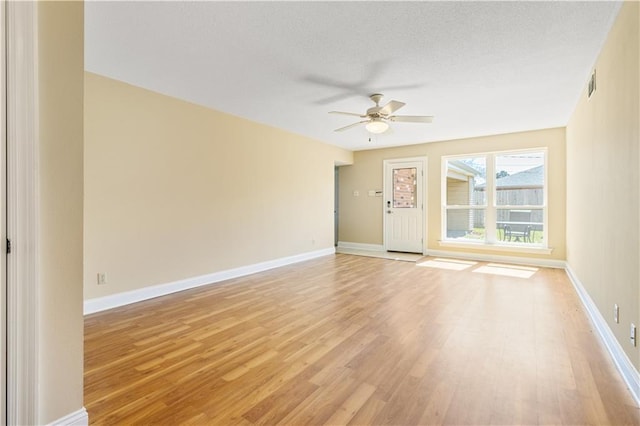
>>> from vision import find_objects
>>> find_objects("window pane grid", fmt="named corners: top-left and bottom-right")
top-left (493, 205), bottom-right (546, 209)
top-left (445, 205), bottom-right (487, 209)
top-left (443, 150), bottom-right (546, 247)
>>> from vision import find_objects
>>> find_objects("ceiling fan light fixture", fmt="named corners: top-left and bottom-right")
top-left (365, 119), bottom-right (389, 134)
top-left (330, 94), bottom-right (432, 133)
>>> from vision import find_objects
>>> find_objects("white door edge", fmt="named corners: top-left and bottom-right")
top-left (6, 2), bottom-right (39, 424)
top-left (0, 1), bottom-right (6, 423)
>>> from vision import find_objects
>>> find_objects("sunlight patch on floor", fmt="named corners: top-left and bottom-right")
top-left (336, 247), bottom-right (423, 262)
top-left (416, 258), bottom-right (477, 271)
top-left (473, 263), bottom-right (538, 279)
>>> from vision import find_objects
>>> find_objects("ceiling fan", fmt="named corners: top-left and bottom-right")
top-left (329, 93), bottom-right (434, 134)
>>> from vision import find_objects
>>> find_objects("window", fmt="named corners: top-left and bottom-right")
top-left (443, 150), bottom-right (546, 247)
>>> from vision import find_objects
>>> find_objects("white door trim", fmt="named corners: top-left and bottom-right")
top-left (6, 2), bottom-right (39, 424)
top-left (383, 156), bottom-right (427, 254)
top-left (0, 1), bottom-right (6, 423)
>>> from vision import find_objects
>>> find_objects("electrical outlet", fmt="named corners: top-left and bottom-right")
top-left (631, 323), bottom-right (636, 347)
top-left (614, 304), bottom-right (619, 323)
top-left (97, 272), bottom-right (107, 285)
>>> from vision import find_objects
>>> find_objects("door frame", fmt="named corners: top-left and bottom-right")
top-left (5, 2), bottom-right (39, 424)
top-left (334, 166), bottom-right (339, 246)
top-left (382, 156), bottom-right (427, 254)
top-left (0, 1), bottom-right (6, 422)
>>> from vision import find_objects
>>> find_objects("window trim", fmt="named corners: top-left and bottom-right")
top-left (441, 148), bottom-right (548, 250)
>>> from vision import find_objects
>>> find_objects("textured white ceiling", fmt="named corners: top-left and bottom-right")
top-left (85, 1), bottom-right (621, 151)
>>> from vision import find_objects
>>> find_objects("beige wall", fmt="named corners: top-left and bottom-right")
top-left (38, 1), bottom-right (85, 423)
top-left (339, 127), bottom-right (566, 261)
top-left (566, 1), bottom-right (639, 369)
top-left (84, 72), bottom-right (352, 300)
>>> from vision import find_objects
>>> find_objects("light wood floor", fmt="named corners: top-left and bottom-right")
top-left (85, 254), bottom-right (640, 425)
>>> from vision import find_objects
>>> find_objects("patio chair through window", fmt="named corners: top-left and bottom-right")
top-left (504, 210), bottom-right (532, 243)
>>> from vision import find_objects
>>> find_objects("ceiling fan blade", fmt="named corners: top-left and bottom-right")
top-left (379, 100), bottom-right (405, 116)
top-left (334, 120), bottom-right (369, 132)
top-left (329, 111), bottom-right (367, 118)
top-left (388, 115), bottom-right (434, 123)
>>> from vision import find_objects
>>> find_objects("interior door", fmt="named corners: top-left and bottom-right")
top-left (384, 159), bottom-right (424, 253)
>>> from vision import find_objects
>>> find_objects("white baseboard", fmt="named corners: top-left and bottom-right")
top-left (426, 248), bottom-right (566, 269)
top-left (48, 408), bottom-right (88, 426)
top-left (565, 264), bottom-right (640, 405)
top-left (84, 247), bottom-right (335, 315)
top-left (337, 241), bottom-right (384, 252)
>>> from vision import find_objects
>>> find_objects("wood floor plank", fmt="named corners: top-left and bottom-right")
top-left (84, 254), bottom-right (640, 425)
top-left (324, 381), bottom-right (377, 425)
top-left (241, 371), bottom-right (320, 425)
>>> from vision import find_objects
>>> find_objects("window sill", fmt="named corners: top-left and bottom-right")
top-left (438, 240), bottom-right (554, 255)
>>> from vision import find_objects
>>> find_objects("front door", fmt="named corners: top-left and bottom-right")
top-left (384, 159), bottom-right (424, 253)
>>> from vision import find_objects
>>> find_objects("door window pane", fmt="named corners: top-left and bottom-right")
top-left (495, 153), bottom-right (544, 206)
top-left (393, 168), bottom-right (417, 208)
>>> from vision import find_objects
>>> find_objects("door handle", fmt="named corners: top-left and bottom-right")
top-left (387, 210), bottom-right (393, 214)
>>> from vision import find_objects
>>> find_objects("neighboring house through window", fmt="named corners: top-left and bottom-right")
top-left (443, 150), bottom-right (547, 247)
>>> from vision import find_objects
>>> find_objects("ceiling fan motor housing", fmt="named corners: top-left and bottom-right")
top-left (366, 94), bottom-right (385, 117)
top-left (367, 106), bottom-right (383, 117)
